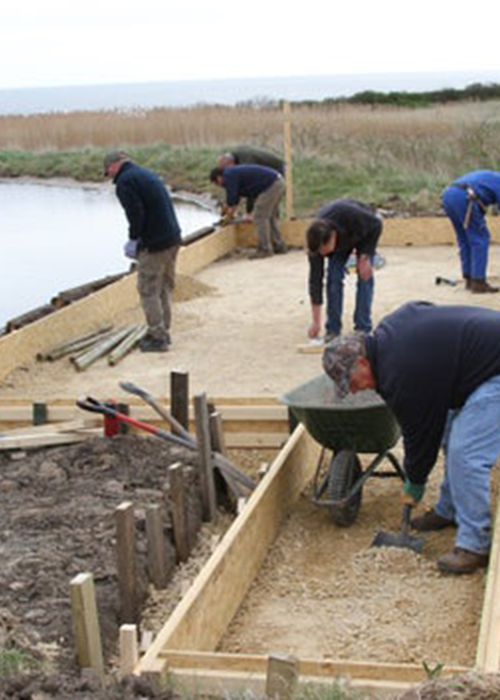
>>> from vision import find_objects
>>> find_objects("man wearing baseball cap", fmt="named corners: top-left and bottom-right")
top-left (322, 301), bottom-right (500, 574)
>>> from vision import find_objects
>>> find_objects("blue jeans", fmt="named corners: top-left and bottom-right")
top-left (435, 374), bottom-right (500, 554)
top-left (442, 186), bottom-right (490, 279)
top-left (325, 250), bottom-right (374, 336)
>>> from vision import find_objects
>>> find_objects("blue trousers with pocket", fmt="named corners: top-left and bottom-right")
top-left (325, 250), bottom-right (374, 336)
top-left (442, 186), bottom-right (490, 280)
top-left (435, 374), bottom-right (500, 554)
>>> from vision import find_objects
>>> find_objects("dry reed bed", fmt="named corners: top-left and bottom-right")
top-left (1, 100), bottom-right (499, 159)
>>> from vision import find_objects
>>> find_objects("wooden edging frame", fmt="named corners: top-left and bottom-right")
top-left (3, 215), bottom-right (500, 383)
top-left (131, 424), bottom-right (500, 695)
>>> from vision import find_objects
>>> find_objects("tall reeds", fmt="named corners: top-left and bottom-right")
top-left (1, 99), bottom-right (499, 214)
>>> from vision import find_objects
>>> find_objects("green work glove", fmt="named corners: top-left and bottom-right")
top-left (403, 479), bottom-right (426, 505)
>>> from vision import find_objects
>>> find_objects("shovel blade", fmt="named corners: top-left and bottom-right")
top-left (372, 530), bottom-right (424, 554)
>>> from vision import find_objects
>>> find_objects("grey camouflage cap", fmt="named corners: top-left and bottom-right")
top-left (322, 334), bottom-right (366, 398)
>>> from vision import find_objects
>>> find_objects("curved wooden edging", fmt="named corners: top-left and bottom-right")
top-left (2, 215), bottom-right (500, 382)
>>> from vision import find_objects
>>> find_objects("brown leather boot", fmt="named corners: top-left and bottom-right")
top-left (437, 547), bottom-right (489, 574)
top-left (463, 275), bottom-right (471, 290)
top-left (411, 508), bottom-right (455, 532)
top-left (470, 279), bottom-right (499, 293)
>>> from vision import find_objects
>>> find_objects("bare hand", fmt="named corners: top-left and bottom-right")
top-left (308, 322), bottom-right (321, 339)
top-left (357, 255), bottom-right (373, 280)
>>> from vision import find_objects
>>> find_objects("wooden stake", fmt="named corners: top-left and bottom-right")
top-left (32, 402), bottom-right (47, 426)
top-left (146, 505), bottom-right (168, 589)
top-left (266, 653), bottom-right (299, 700)
top-left (209, 410), bottom-right (227, 456)
top-left (169, 463), bottom-right (190, 563)
top-left (170, 371), bottom-right (189, 434)
top-left (119, 624), bottom-right (139, 677)
top-left (194, 393), bottom-right (217, 522)
top-left (69, 572), bottom-right (104, 681)
top-left (115, 501), bottom-right (139, 623)
top-left (283, 101), bottom-right (295, 220)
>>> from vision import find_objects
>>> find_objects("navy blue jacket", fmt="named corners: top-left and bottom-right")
top-left (309, 200), bottom-right (382, 305)
top-left (222, 165), bottom-right (280, 207)
top-left (114, 162), bottom-right (181, 252)
top-left (365, 301), bottom-right (500, 484)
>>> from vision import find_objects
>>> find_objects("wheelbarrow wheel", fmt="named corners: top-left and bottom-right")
top-left (327, 450), bottom-right (363, 527)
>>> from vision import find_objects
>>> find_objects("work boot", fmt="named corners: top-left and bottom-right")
top-left (138, 334), bottom-right (169, 353)
top-left (470, 279), bottom-right (499, 293)
top-left (273, 242), bottom-right (288, 254)
top-left (249, 248), bottom-right (273, 260)
top-left (437, 547), bottom-right (489, 575)
top-left (410, 508), bottom-right (455, 532)
top-left (463, 275), bottom-right (471, 290)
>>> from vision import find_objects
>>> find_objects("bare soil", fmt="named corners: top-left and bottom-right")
top-left (1, 244), bottom-right (500, 697)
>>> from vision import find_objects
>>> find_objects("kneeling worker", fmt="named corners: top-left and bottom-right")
top-left (306, 199), bottom-right (383, 342)
top-left (322, 301), bottom-right (500, 574)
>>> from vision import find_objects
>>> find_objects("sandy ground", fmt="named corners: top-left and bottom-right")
top-left (2, 243), bottom-right (500, 677)
top-left (2, 244), bottom-right (500, 401)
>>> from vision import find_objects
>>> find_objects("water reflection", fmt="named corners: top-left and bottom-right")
top-left (0, 181), bottom-right (217, 325)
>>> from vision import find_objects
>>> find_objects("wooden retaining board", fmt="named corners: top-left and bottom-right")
top-left (134, 425), bottom-right (500, 695)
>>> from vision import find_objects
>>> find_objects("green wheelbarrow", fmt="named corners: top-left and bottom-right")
top-left (280, 374), bottom-right (404, 526)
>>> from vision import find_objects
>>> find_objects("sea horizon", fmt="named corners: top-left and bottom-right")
top-left (0, 69), bottom-right (499, 115)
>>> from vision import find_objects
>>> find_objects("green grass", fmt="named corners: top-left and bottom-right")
top-left (0, 647), bottom-right (40, 677)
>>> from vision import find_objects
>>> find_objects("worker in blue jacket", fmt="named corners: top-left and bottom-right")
top-left (210, 164), bottom-right (287, 259)
top-left (442, 170), bottom-right (500, 293)
top-left (322, 301), bottom-right (500, 574)
top-left (105, 151), bottom-right (181, 352)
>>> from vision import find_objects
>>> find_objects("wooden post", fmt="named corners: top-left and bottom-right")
top-left (283, 101), bottom-right (295, 220)
top-left (266, 652), bottom-right (299, 700)
top-left (119, 624), bottom-right (139, 677)
top-left (194, 393), bottom-right (217, 522)
top-left (69, 572), bottom-right (104, 681)
top-left (209, 410), bottom-right (227, 456)
top-left (170, 370), bottom-right (189, 435)
top-left (169, 463), bottom-right (190, 562)
top-left (32, 402), bottom-right (47, 426)
top-left (146, 505), bottom-right (168, 589)
top-left (115, 501), bottom-right (139, 623)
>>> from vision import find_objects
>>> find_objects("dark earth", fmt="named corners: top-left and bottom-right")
top-left (0, 434), bottom-right (204, 698)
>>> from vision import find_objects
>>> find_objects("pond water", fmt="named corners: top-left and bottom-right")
top-left (0, 182), bottom-right (217, 327)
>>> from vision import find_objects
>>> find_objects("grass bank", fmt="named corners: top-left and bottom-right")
top-left (1, 99), bottom-right (500, 216)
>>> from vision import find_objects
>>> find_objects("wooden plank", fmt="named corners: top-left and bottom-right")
top-left (266, 652), bottom-right (298, 700)
top-left (165, 667), bottom-right (412, 697)
top-left (69, 572), bottom-right (104, 680)
top-left (194, 393), bottom-right (217, 522)
top-left (115, 501), bottom-right (139, 624)
top-left (224, 433), bottom-right (287, 449)
top-left (170, 371), bottom-right (189, 434)
top-left (0, 430), bottom-right (99, 450)
top-left (476, 492), bottom-right (500, 671)
top-left (297, 342), bottom-right (323, 355)
top-left (158, 650), bottom-right (469, 682)
top-left (169, 463), bottom-right (190, 563)
top-left (283, 101), bottom-right (294, 220)
top-left (120, 624), bottom-right (139, 678)
top-left (146, 505), bottom-right (169, 589)
top-left (136, 426), bottom-right (320, 675)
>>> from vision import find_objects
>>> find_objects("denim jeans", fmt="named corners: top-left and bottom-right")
top-left (442, 186), bottom-right (490, 279)
top-left (435, 374), bottom-right (500, 554)
top-left (325, 250), bottom-right (374, 336)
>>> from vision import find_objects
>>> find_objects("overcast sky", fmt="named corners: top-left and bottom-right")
top-left (2, 0), bottom-right (499, 90)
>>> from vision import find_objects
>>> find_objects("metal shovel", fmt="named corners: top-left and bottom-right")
top-left (372, 503), bottom-right (425, 553)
